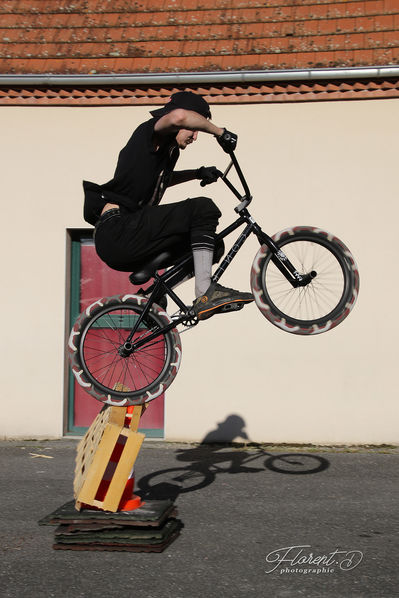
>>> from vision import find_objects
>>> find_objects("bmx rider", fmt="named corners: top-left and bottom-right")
top-left (83, 91), bottom-right (253, 320)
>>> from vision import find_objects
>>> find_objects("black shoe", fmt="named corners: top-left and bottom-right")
top-left (193, 283), bottom-right (253, 321)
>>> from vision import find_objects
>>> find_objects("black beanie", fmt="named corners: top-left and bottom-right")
top-left (150, 91), bottom-right (212, 119)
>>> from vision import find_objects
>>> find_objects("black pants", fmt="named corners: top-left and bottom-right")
top-left (94, 196), bottom-right (223, 272)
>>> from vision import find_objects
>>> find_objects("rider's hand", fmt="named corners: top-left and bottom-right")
top-left (216, 128), bottom-right (238, 153)
top-left (197, 166), bottom-right (222, 187)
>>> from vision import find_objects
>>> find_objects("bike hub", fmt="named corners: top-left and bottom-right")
top-left (118, 342), bottom-right (133, 357)
top-left (296, 270), bottom-right (317, 287)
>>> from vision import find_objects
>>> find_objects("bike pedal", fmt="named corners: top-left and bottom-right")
top-left (218, 302), bottom-right (245, 313)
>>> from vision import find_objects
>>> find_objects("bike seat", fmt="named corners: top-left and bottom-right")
top-left (129, 251), bottom-right (173, 285)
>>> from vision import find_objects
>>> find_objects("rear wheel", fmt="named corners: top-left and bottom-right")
top-left (68, 294), bottom-right (182, 405)
top-left (250, 227), bottom-right (359, 335)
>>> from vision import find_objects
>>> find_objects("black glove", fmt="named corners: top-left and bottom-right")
top-left (197, 166), bottom-right (222, 187)
top-left (216, 128), bottom-right (238, 153)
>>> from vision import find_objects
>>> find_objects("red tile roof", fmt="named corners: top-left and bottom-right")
top-left (1, 77), bottom-right (398, 105)
top-left (0, 0), bottom-right (398, 75)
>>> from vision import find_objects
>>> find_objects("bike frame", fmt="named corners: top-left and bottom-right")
top-left (122, 150), bottom-right (314, 353)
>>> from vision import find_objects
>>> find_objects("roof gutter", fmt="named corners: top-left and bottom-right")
top-left (1, 66), bottom-right (398, 86)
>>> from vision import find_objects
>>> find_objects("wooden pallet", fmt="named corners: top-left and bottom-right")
top-left (74, 402), bottom-right (145, 512)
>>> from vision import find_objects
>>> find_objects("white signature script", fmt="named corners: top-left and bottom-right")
top-left (265, 545), bottom-right (363, 574)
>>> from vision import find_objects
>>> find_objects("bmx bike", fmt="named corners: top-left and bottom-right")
top-left (69, 150), bottom-right (359, 406)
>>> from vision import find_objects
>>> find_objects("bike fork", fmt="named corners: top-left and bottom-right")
top-left (255, 228), bottom-right (316, 288)
top-left (212, 214), bottom-right (314, 288)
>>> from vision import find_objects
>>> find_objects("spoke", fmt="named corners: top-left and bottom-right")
top-left (88, 354), bottom-right (123, 381)
top-left (130, 354), bottom-right (153, 388)
top-left (83, 347), bottom-right (122, 362)
top-left (134, 345), bottom-right (163, 360)
top-left (131, 355), bottom-right (164, 377)
top-left (87, 328), bottom-right (123, 349)
top-left (104, 354), bottom-right (122, 389)
top-left (121, 355), bottom-right (132, 390)
top-left (265, 239), bottom-right (346, 321)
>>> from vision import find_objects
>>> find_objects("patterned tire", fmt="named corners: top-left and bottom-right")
top-left (68, 294), bottom-right (182, 405)
top-left (250, 226), bottom-right (359, 335)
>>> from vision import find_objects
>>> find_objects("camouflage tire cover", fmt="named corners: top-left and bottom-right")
top-left (250, 226), bottom-right (360, 336)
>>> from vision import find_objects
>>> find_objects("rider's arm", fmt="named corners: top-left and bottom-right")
top-left (154, 109), bottom-right (224, 138)
top-left (169, 167), bottom-right (222, 187)
top-left (168, 169), bottom-right (198, 186)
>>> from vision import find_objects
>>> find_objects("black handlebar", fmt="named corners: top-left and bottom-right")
top-left (217, 129), bottom-right (238, 153)
top-left (220, 151), bottom-right (252, 211)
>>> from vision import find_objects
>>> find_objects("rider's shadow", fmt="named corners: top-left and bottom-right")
top-left (137, 414), bottom-right (330, 501)
top-left (177, 414), bottom-right (264, 474)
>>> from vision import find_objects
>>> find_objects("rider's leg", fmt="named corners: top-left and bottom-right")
top-left (136, 197), bottom-right (253, 318)
top-left (94, 199), bottom-right (253, 318)
top-left (189, 198), bottom-right (218, 297)
top-left (193, 248), bottom-right (213, 297)
top-left (125, 196), bottom-right (222, 298)
top-left (188, 202), bottom-right (254, 319)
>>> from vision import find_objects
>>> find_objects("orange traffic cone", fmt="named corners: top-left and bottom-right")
top-left (117, 405), bottom-right (144, 510)
top-left (117, 466), bottom-right (143, 511)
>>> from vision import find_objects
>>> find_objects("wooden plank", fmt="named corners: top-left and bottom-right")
top-left (76, 424), bottom-right (122, 506)
top-left (102, 432), bottom-right (145, 512)
top-left (108, 406), bottom-right (127, 426)
top-left (129, 405), bottom-right (143, 432)
top-left (74, 407), bottom-right (112, 497)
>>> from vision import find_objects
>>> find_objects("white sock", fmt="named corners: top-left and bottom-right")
top-left (193, 249), bottom-right (213, 297)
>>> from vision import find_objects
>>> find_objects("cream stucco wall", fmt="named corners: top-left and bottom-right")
top-left (1, 98), bottom-right (398, 443)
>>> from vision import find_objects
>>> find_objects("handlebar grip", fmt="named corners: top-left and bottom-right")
top-left (217, 129), bottom-right (238, 153)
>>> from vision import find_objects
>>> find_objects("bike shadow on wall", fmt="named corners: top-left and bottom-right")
top-left (136, 414), bottom-right (330, 501)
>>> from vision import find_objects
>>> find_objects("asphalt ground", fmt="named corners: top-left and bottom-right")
top-left (0, 439), bottom-right (398, 598)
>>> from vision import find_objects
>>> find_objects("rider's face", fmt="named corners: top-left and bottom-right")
top-left (176, 129), bottom-right (198, 149)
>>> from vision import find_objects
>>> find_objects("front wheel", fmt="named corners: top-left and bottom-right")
top-left (250, 226), bottom-right (359, 335)
top-left (68, 294), bottom-right (182, 405)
